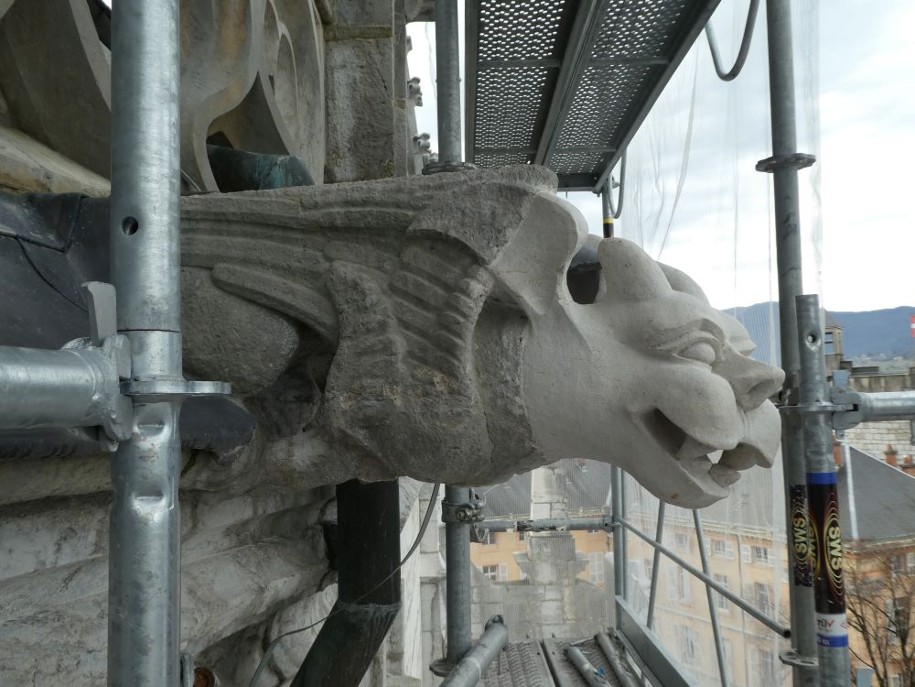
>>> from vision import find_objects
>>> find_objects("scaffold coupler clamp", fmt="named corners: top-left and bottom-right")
top-left (755, 152), bottom-right (816, 172)
top-left (442, 488), bottom-right (485, 524)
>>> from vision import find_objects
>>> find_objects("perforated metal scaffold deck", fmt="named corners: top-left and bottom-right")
top-left (466, 0), bottom-right (721, 191)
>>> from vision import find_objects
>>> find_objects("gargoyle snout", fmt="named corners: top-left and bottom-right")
top-left (717, 350), bottom-right (784, 411)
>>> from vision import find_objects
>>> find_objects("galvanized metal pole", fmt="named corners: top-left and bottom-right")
top-left (108, 0), bottom-right (183, 683)
top-left (482, 516), bottom-right (609, 533)
top-left (796, 296), bottom-right (851, 685)
top-left (434, 0), bottom-right (461, 164)
top-left (759, 0), bottom-right (818, 682)
top-left (440, 617), bottom-right (508, 687)
top-left (610, 466), bottom-right (626, 624)
top-left (645, 501), bottom-right (665, 630)
top-left (601, 179), bottom-right (613, 238)
top-left (693, 510), bottom-right (730, 687)
top-left (444, 486), bottom-right (473, 667)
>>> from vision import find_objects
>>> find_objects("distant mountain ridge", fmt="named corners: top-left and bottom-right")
top-left (726, 302), bottom-right (915, 364)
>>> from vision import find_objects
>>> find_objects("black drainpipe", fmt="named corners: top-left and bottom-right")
top-left (291, 479), bottom-right (402, 687)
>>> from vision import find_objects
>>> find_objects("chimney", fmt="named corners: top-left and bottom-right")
top-left (884, 444), bottom-right (898, 467)
top-left (902, 455), bottom-right (915, 477)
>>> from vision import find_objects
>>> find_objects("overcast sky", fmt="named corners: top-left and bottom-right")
top-left (407, 0), bottom-right (915, 312)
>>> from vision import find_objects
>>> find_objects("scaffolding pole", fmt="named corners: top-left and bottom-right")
top-left (434, 0), bottom-right (461, 164)
top-left (796, 296), bottom-right (851, 684)
top-left (759, 0), bottom-right (819, 683)
top-left (444, 486), bottom-right (473, 665)
top-left (107, 1), bottom-right (182, 683)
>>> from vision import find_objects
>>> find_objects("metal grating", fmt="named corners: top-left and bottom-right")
top-left (475, 67), bottom-right (552, 149)
top-left (481, 640), bottom-right (554, 687)
top-left (554, 65), bottom-right (652, 149)
top-left (466, 0), bottom-right (722, 191)
top-left (589, 0), bottom-right (689, 59)
top-left (477, 0), bottom-right (569, 62)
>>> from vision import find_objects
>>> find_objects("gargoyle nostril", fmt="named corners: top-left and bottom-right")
top-left (739, 377), bottom-right (782, 410)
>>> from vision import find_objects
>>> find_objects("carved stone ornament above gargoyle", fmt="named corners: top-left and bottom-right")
top-left (182, 165), bottom-right (784, 508)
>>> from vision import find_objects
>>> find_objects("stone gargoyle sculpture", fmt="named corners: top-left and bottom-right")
top-left (181, 165), bottom-right (784, 508)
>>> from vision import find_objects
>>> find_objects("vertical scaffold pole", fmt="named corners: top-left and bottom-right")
top-left (759, 0), bottom-right (818, 683)
top-left (610, 466), bottom-right (626, 623)
top-left (107, 0), bottom-right (182, 683)
top-left (434, 0), bottom-right (461, 164)
top-left (444, 486), bottom-right (473, 666)
top-left (601, 179), bottom-right (614, 238)
top-left (796, 296), bottom-right (851, 685)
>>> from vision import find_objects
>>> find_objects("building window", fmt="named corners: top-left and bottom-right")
top-left (481, 564), bottom-right (507, 582)
top-left (479, 530), bottom-right (496, 546)
top-left (887, 596), bottom-right (911, 642)
top-left (712, 539), bottom-right (735, 559)
top-left (722, 639), bottom-right (734, 682)
top-left (754, 648), bottom-right (778, 687)
top-left (674, 533), bottom-right (690, 551)
top-left (751, 545), bottom-right (771, 565)
top-left (676, 625), bottom-right (700, 667)
top-left (890, 554), bottom-right (905, 574)
top-left (907, 551), bottom-right (915, 572)
top-left (518, 531), bottom-right (525, 542)
top-left (589, 552), bottom-right (605, 585)
top-left (713, 574), bottom-right (730, 611)
top-left (754, 582), bottom-right (773, 615)
top-left (667, 567), bottom-right (692, 604)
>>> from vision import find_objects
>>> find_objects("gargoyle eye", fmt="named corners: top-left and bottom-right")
top-left (677, 340), bottom-right (719, 366)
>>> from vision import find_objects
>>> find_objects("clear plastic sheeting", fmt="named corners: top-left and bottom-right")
top-left (603, 0), bottom-right (822, 311)
top-left (623, 470), bottom-right (792, 686)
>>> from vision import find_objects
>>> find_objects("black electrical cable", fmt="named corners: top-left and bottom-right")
top-left (247, 482), bottom-right (442, 687)
top-left (705, 0), bottom-right (760, 82)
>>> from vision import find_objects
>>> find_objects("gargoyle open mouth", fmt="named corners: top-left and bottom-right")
top-left (643, 409), bottom-right (769, 490)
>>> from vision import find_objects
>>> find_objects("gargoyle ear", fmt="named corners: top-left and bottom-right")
top-left (490, 192), bottom-right (586, 316)
top-left (658, 262), bottom-right (710, 304)
top-left (598, 238), bottom-right (672, 303)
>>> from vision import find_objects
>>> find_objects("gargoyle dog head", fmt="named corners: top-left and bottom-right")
top-left (515, 196), bottom-right (784, 508)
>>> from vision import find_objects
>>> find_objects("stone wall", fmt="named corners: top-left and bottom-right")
top-left (844, 420), bottom-right (915, 461)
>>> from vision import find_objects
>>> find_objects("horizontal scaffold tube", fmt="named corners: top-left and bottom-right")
top-left (565, 645), bottom-right (611, 687)
top-left (440, 616), bottom-right (508, 687)
top-left (0, 344), bottom-right (121, 431)
top-left (482, 517), bottom-right (608, 533)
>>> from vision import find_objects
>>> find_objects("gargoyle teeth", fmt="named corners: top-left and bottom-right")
top-left (676, 435), bottom-right (717, 460)
top-left (709, 463), bottom-right (740, 487)
top-left (719, 446), bottom-right (758, 471)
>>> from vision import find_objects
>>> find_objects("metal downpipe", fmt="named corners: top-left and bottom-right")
top-left (291, 480), bottom-right (402, 687)
top-left (107, 0), bottom-right (183, 684)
